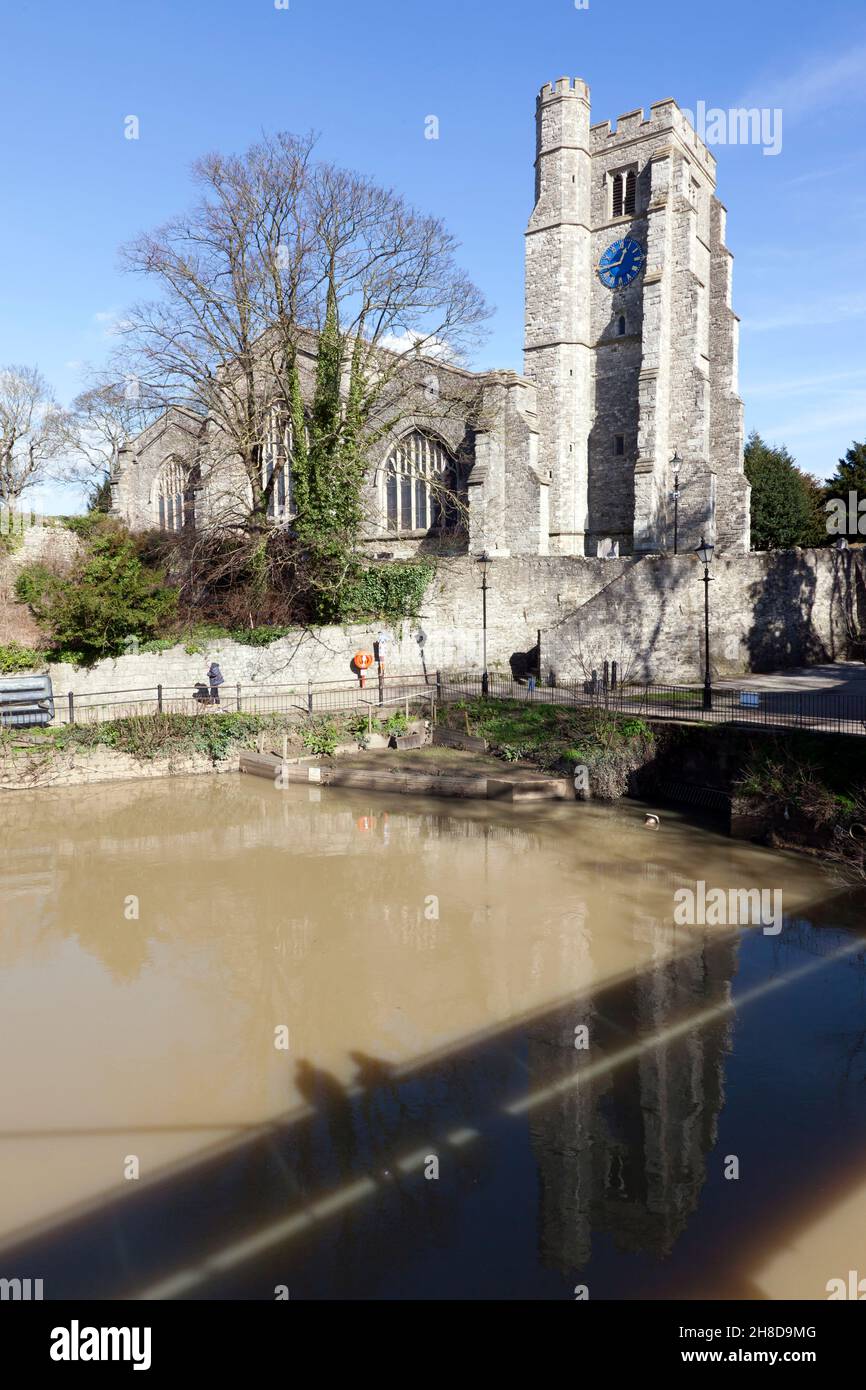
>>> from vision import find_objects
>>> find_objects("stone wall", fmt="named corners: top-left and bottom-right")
top-left (39, 555), bottom-right (621, 702)
top-left (543, 548), bottom-right (866, 683)
top-left (17, 548), bottom-right (865, 703)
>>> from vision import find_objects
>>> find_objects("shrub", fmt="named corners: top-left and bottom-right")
top-left (0, 641), bottom-right (46, 673)
top-left (384, 710), bottom-right (410, 735)
top-left (327, 561), bottom-right (435, 624)
top-left (50, 710), bottom-right (266, 763)
top-left (14, 563), bottom-right (53, 607)
top-left (300, 718), bottom-right (340, 757)
top-left (346, 712), bottom-right (371, 748)
top-left (20, 533), bottom-right (178, 663)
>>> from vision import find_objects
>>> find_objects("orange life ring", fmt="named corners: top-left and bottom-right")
top-left (354, 651), bottom-right (373, 670)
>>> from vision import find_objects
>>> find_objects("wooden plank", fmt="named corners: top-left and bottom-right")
top-left (393, 732), bottom-right (424, 750)
top-left (487, 777), bottom-right (570, 802)
top-left (239, 750), bottom-right (282, 778)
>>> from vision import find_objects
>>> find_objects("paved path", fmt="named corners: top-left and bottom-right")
top-left (715, 662), bottom-right (866, 696)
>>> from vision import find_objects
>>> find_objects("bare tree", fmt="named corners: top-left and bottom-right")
top-left (66, 376), bottom-right (154, 508)
top-left (114, 131), bottom-right (490, 549)
top-left (0, 365), bottom-right (70, 506)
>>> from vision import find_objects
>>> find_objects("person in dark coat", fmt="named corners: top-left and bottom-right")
top-left (207, 661), bottom-right (225, 706)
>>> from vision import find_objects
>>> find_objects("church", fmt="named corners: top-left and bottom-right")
top-left (112, 78), bottom-right (750, 560)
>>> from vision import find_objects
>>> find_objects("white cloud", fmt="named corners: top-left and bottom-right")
top-left (744, 293), bottom-right (866, 333)
top-left (740, 41), bottom-right (866, 122)
top-left (748, 368), bottom-right (866, 398)
top-left (378, 329), bottom-right (454, 360)
top-left (764, 397), bottom-right (866, 443)
top-left (92, 308), bottom-right (130, 338)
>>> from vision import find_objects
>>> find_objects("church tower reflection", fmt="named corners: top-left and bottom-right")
top-left (527, 866), bottom-right (738, 1273)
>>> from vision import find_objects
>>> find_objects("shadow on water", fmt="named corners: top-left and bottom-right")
top-left (3, 888), bottom-right (866, 1301)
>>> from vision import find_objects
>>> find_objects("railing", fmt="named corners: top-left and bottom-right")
top-left (23, 668), bottom-right (866, 738)
top-left (438, 672), bottom-right (866, 738)
top-left (54, 674), bottom-right (436, 725)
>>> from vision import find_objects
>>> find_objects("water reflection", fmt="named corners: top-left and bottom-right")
top-left (1, 775), bottom-right (864, 1299)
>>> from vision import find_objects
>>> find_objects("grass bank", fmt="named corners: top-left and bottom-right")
top-left (439, 696), bottom-right (655, 799)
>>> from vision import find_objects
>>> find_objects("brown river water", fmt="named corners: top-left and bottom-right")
top-left (1, 773), bottom-right (865, 1300)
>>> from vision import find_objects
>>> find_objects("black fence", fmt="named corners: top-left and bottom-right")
top-left (24, 668), bottom-right (866, 739)
top-left (438, 672), bottom-right (866, 738)
top-left (54, 674), bottom-right (436, 726)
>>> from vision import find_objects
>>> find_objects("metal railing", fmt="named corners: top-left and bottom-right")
top-left (54, 673), bottom-right (435, 726)
top-left (437, 672), bottom-right (866, 738)
top-left (24, 667), bottom-right (866, 738)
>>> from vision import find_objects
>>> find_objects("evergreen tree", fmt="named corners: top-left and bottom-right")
top-left (744, 431), bottom-right (824, 550)
top-left (822, 441), bottom-right (866, 541)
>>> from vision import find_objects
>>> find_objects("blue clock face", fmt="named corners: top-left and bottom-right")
top-left (597, 236), bottom-right (644, 289)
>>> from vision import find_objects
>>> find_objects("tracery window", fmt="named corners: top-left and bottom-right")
top-left (383, 432), bottom-right (459, 534)
top-left (263, 410), bottom-right (293, 521)
top-left (155, 459), bottom-right (195, 532)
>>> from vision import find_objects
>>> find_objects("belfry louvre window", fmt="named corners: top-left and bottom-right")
top-left (263, 410), bottom-right (294, 521)
top-left (624, 169), bottom-right (636, 215)
top-left (611, 169), bottom-right (636, 218)
top-left (384, 432), bottom-right (458, 534)
top-left (156, 459), bottom-right (195, 532)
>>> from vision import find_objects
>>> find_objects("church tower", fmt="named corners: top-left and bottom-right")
top-left (524, 78), bottom-right (593, 556)
top-left (525, 79), bottom-right (749, 556)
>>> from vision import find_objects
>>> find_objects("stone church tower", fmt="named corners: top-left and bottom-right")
top-left (525, 78), bottom-right (749, 556)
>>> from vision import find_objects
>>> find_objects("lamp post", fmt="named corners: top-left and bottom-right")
top-left (695, 536), bottom-right (714, 710)
top-left (479, 551), bottom-right (490, 696)
top-left (670, 450), bottom-right (682, 555)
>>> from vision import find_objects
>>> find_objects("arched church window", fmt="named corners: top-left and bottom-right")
top-left (611, 173), bottom-right (623, 219)
top-left (155, 459), bottom-right (195, 532)
top-left (617, 315), bottom-right (626, 336)
top-left (383, 432), bottom-right (459, 535)
top-left (263, 409), bottom-right (295, 521)
top-left (624, 169), bottom-right (637, 215)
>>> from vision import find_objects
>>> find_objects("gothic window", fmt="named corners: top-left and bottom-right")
top-left (155, 459), bottom-right (195, 532)
top-left (383, 432), bottom-right (459, 535)
top-left (263, 409), bottom-right (294, 521)
top-left (617, 315), bottom-right (626, 336)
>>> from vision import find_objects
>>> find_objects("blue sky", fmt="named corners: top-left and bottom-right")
top-left (2, 0), bottom-right (865, 511)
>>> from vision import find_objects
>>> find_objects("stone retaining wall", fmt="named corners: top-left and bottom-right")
top-left (6, 547), bottom-right (864, 700)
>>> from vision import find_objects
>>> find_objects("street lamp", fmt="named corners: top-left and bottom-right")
top-left (695, 536), bottom-right (714, 710)
top-left (670, 450), bottom-right (682, 555)
top-left (478, 551), bottom-right (490, 696)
